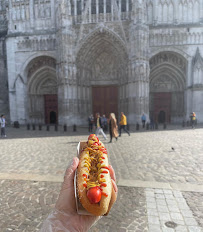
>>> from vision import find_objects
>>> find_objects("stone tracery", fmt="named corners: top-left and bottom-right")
top-left (76, 28), bottom-right (128, 83)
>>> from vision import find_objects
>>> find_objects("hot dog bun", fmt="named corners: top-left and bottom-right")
top-left (77, 134), bottom-right (112, 216)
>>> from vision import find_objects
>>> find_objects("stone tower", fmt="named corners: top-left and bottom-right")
top-left (128, 0), bottom-right (150, 122)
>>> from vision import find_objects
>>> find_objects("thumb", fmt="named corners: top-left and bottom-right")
top-left (62, 157), bottom-right (79, 189)
top-left (55, 157), bottom-right (79, 211)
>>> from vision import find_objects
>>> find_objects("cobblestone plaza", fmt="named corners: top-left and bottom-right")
top-left (0, 126), bottom-right (203, 231)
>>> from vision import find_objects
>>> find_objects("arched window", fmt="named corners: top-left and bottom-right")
top-left (99, 0), bottom-right (104, 13)
top-left (71, 0), bottom-right (74, 15)
top-left (129, 0), bottom-right (132, 12)
top-left (106, 0), bottom-right (111, 13)
top-left (121, 0), bottom-right (126, 12)
top-left (77, 0), bottom-right (82, 15)
top-left (91, 0), bottom-right (96, 14)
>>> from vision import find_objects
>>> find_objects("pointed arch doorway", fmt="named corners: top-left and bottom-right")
top-left (76, 28), bottom-right (128, 122)
top-left (44, 95), bottom-right (58, 124)
top-left (149, 52), bottom-right (187, 123)
top-left (26, 56), bottom-right (58, 124)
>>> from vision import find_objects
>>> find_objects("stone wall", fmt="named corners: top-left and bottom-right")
top-left (0, 37), bottom-right (9, 120)
top-left (0, 0), bottom-right (9, 121)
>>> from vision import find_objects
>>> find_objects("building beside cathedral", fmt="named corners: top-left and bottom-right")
top-left (0, 0), bottom-right (203, 126)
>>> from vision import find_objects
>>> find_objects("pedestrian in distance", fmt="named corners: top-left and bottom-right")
top-left (150, 116), bottom-right (155, 130)
top-left (189, 112), bottom-right (193, 126)
top-left (95, 113), bottom-right (107, 140)
top-left (0, 114), bottom-right (6, 138)
top-left (109, 113), bottom-right (119, 143)
top-left (101, 114), bottom-right (108, 132)
top-left (141, 113), bottom-right (146, 128)
top-left (191, 112), bottom-right (196, 129)
top-left (119, 112), bottom-right (130, 136)
top-left (88, 114), bottom-right (94, 132)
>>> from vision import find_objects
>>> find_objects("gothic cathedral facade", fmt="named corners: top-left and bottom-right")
top-left (0, 0), bottom-right (203, 125)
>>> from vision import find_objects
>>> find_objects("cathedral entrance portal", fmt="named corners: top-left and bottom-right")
top-left (27, 56), bottom-right (57, 124)
top-left (92, 86), bottom-right (118, 119)
top-left (76, 28), bottom-right (128, 125)
top-left (149, 52), bottom-right (186, 123)
top-left (44, 95), bottom-right (58, 124)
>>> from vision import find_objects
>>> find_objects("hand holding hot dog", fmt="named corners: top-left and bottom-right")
top-left (40, 155), bottom-right (117, 232)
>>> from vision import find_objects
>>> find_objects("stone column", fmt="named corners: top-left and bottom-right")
top-left (127, 0), bottom-right (150, 124)
top-left (185, 56), bottom-right (193, 121)
top-left (6, 37), bottom-right (17, 123)
top-left (56, 1), bottom-right (80, 126)
top-left (51, 0), bottom-right (55, 28)
top-left (29, 0), bottom-right (34, 29)
top-left (153, 0), bottom-right (157, 24)
top-left (173, 0), bottom-right (178, 24)
top-left (200, 0), bottom-right (203, 22)
top-left (104, 0), bottom-right (106, 21)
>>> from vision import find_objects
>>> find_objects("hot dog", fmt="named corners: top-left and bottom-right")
top-left (77, 134), bottom-right (113, 216)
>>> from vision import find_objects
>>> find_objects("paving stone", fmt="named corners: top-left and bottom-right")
top-left (188, 226), bottom-right (203, 232)
top-left (175, 225), bottom-right (188, 232)
top-left (162, 227), bottom-right (175, 232)
top-left (170, 213), bottom-right (184, 221)
top-left (158, 205), bottom-right (169, 213)
top-left (185, 218), bottom-right (198, 226)
top-left (159, 213), bottom-right (171, 221)
top-left (183, 192), bottom-right (203, 228)
top-left (147, 209), bottom-right (159, 217)
top-left (148, 224), bottom-right (162, 232)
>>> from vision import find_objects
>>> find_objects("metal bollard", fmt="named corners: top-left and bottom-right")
top-left (155, 122), bottom-right (158, 130)
top-left (32, 124), bottom-right (35, 130)
top-left (64, 124), bottom-right (67, 132)
top-left (46, 125), bottom-right (49, 131)
top-left (14, 121), bottom-right (20, 128)
top-left (55, 124), bottom-right (58, 131)
top-left (136, 123), bottom-right (139, 131)
top-left (73, 124), bottom-right (77, 132)
top-left (27, 124), bottom-right (30, 130)
top-left (163, 123), bottom-right (167, 129)
top-left (39, 124), bottom-right (42, 130)
top-left (182, 121), bottom-right (185, 127)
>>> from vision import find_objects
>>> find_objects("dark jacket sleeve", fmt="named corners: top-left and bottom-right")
top-left (99, 118), bottom-right (103, 128)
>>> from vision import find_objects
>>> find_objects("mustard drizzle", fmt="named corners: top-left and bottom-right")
top-left (82, 138), bottom-right (108, 190)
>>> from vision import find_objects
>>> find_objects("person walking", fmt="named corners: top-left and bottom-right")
top-left (191, 112), bottom-right (196, 129)
top-left (150, 116), bottom-right (155, 130)
top-left (88, 114), bottom-right (94, 132)
top-left (95, 113), bottom-right (107, 140)
top-left (141, 113), bottom-right (146, 128)
top-left (101, 114), bottom-right (108, 132)
top-left (109, 113), bottom-right (119, 143)
top-left (190, 112), bottom-right (193, 126)
top-left (0, 114), bottom-right (6, 138)
top-left (119, 112), bottom-right (130, 136)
